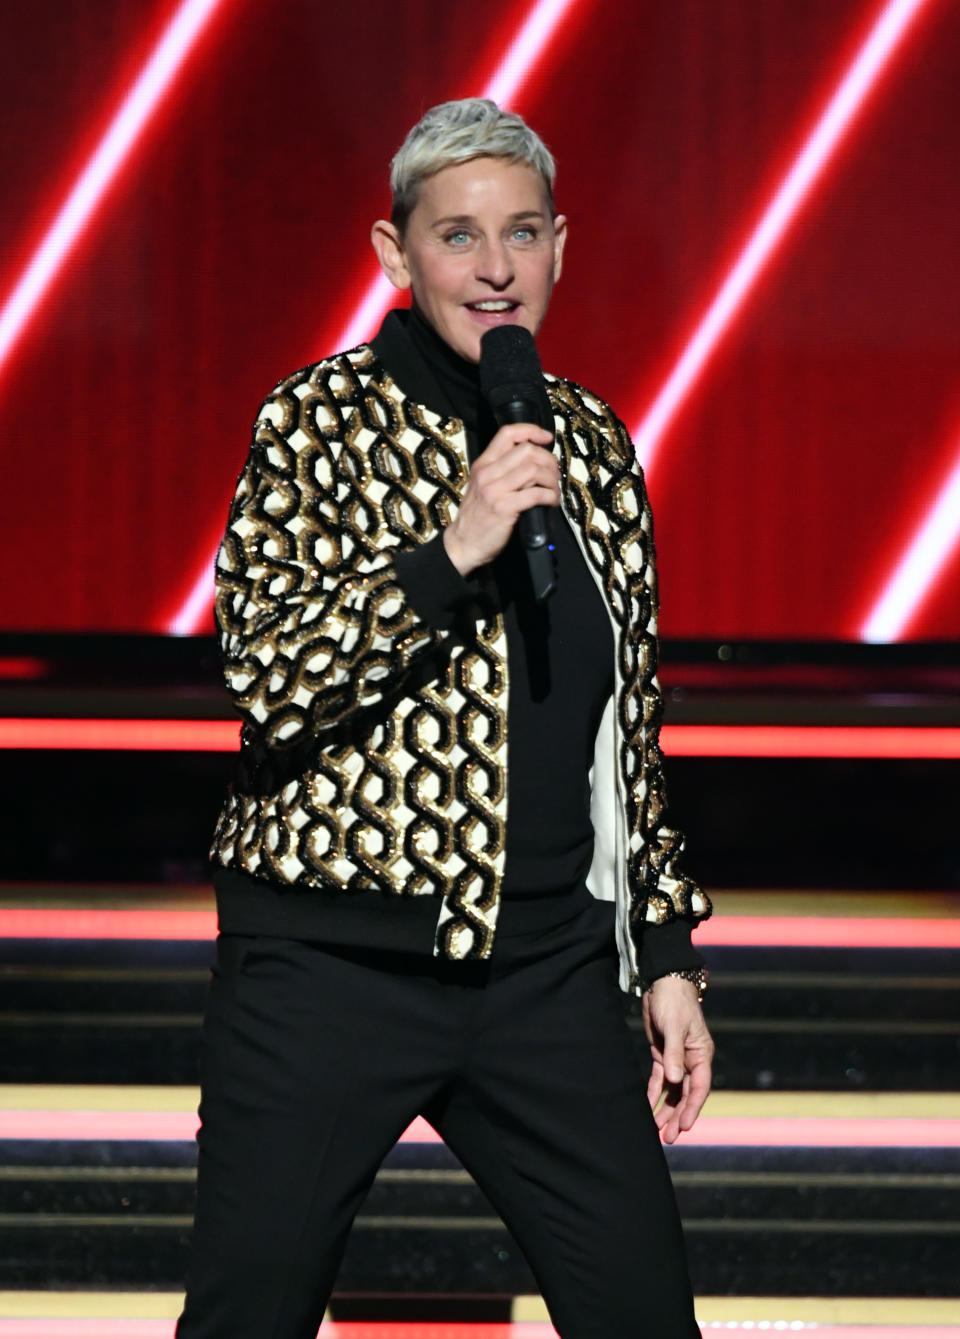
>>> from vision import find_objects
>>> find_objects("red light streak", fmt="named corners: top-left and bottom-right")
top-left (663, 724), bottom-right (960, 760)
top-left (0, 718), bottom-right (240, 751)
top-left (5, 907), bottom-right (955, 949)
top-left (696, 916), bottom-right (960, 950)
top-left (0, 909), bottom-right (217, 940)
top-left (0, 0), bottom-right (227, 388)
top-left (166, 0), bottom-right (583, 635)
top-left (860, 429), bottom-right (960, 641)
top-left (629, 0), bottom-right (932, 476)
top-left (3, 718), bottom-right (960, 759)
top-left (0, 656), bottom-right (49, 680)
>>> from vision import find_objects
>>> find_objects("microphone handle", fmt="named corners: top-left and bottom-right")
top-left (494, 396), bottom-right (557, 600)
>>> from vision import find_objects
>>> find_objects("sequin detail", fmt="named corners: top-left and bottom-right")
top-left (210, 348), bottom-right (710, 968)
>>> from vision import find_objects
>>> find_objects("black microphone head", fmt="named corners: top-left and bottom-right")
top-left (478, 325), bottom-right (544, 403)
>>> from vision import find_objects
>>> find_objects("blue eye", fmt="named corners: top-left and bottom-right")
top-left (512, 226), bottom-right (537, 242)
top-left (445, 230), bottom-right (471, 246)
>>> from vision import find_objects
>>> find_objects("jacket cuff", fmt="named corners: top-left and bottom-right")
top-left (393, 533), bottom-right (481, 632)
top-left (639, 917), bottom-right (706, 985)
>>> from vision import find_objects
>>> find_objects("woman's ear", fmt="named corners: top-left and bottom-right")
top-left (552, 214), bottom-right (568, 283)
top-left (371, 220), bottom-right (411, 290)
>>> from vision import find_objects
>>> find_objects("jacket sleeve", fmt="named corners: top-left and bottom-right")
top-left (607, 412), bottom-right (713, 958)
top-left (214, 375), bottom-right (450, 750)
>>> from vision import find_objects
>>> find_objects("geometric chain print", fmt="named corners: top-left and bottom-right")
top-left (210, 346), bottom-right (710, 964)
top-left (547, 377), bottom-right (709, 935)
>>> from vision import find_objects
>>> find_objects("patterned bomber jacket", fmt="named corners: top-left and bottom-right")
top-left (210, 342), bottom-right (711, 993)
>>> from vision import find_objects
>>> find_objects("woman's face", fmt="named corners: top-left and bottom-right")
top-left (374, 157), bottom-right (567, 364)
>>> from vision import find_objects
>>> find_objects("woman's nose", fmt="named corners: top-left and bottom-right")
top-left (476, 239), bottom-right (514, 288)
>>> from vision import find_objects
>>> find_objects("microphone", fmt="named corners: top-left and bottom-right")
top-left (478, 325), bottom-right (557, 601)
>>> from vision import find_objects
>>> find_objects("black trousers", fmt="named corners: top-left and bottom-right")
top-left (176, 892), bottom-right (700, 1338)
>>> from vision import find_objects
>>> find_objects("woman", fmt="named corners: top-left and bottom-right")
top-left (178, 97), bottom-right (713, 1339)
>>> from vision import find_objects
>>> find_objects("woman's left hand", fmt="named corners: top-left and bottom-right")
top-left (642, 976), bottom-right (714, 1143)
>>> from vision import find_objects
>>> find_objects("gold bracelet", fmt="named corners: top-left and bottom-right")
top-left (642, 966), bottom-right (709, 1003)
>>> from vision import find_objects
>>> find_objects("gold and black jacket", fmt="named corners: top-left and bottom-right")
top-left (210, 343), bottom-right (711, 994)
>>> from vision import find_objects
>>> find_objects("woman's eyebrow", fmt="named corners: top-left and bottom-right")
top-left (429, 210), bottom-right (546, 229)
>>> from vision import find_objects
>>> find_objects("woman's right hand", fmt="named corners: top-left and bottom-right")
top-left (443, 422), bottom-right (560, 576)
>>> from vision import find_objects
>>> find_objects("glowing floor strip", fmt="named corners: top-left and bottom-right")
top-left (2, 1327), bottom-right (960, 1339)
top-left (629, 0), bottom-right (931, 475)
top-left (0, 1315), bottom-right (180, 1335)
top-left (0, 909), bottom-right (218, 939)
top-left (2, 1296), bottom-right (959, 1333)
top-left (696, 915), bottom-right (960, 949)
top-left (4, 718), bottom-right (960, 758)
top-left (166, 0), bottom-right (582, 635)
top-left (1, 1090), bottom-right (956, 1146)
top-left (697, 1330), bottom-right (960, 1338)
top-left (698, 1300), bottom-right (960, 1326)
top-left (664, 725), bottom-right (960, 759)
top-left (0, 1327), bottom-right (555, 1338)
top-left (1, 1108), bottom-right (956, 1149)
top-left (0, 718), bottom-right (240, 751)
top-left (3, 907), bottom-right (958, 947)
top-left (6, 1295), bottom-right (957, 1325)
top-left (0, 0), bottom-right (227, 383)
top-left (861, 431), bottom-right (960, 641)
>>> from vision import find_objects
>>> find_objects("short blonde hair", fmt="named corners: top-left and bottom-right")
top-left (390, 98), bottom-right (556, 232)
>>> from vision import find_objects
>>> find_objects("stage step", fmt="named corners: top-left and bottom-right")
top-left (1, 886), bottom-right (958, 1311)
top-left (1, 935), bottom-right (958, 1092)
top-left (0, 1098), bottom-right (958, 1297)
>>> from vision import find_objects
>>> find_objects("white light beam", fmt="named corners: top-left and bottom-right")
top-left (860, 435), bottom-right (960, 641)
top-left (630, 0), bottom-right (932, 474)
top-left (0, 0), bottom-right (227, 380)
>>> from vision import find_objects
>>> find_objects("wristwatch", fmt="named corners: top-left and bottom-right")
top-left (641, 966), bottom-right (709, 1003)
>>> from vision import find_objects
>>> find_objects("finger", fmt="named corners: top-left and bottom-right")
top-left (655, 1081), bottom-right (684, 1142)
top-left (471, 464), bottom-right (560, 519)
top-left (511, 484), bottom-right (562, 512)
top-left (475, 443), bottom-right (559, 492)
top-left (650, 1059), bottom-right (679, 1125)
top-left (483, 423), bottom-right (555, 460)
top-left (677, 1058), bottom-right (712, 1132)
top-left (646, 1057), bottom-right (665, 1113)
top-left (663, 1074), bottom-right (692, 1144)
top-left (493, 457), bottom-right (561, 498)
top-left (661, 1030), bottom-right (686, 1087)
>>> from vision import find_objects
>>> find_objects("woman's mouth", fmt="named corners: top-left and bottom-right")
top-left (465, 299), bottom-right (520, 323)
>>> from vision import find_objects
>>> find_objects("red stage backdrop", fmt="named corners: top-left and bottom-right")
top-left (1, 0), bottom-right (958, 640)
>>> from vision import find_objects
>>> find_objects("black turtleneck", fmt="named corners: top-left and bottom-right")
top-left (404, 305), bottom-right (492, 432)
top-left (375, 307), bottom-right (614, 903)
